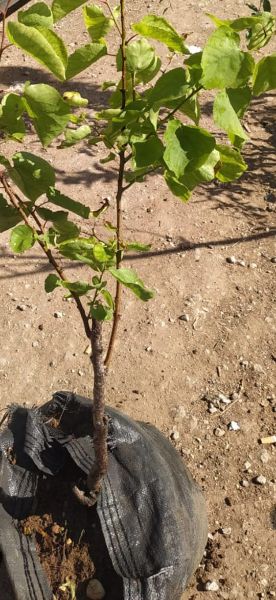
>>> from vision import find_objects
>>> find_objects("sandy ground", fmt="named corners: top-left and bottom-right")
top-left (0, 0), bottom-right (275, 598)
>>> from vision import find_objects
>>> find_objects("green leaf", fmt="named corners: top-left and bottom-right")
top-left (7, 22), bottom-right (67, 81)
top-left (216, 144), bottom-right (247, 182)
top-left (18, 2), bottom-right (53, 27)
top-left (263, 0), bottom-right (271, 11)
top-left (58, 238), bottom-right (101, 269)
top-left (0, 93), bottom-right (26, 141)
top-left (83, 4), bottom-right (113, 41)
top-left (61, 125), bottom-right (91, 147)
top-left (10, 152), bottom-right (55, 201)
top-left (45, 273), bottom-right (60, 292)
top-left (136, 55), bottom-right (161, 84)
top-left (125, 242), bottom-right (151, 252)
top-left (100, 288), bottom-right (114, 308)
top-left (99, 152), bottom-right (116, 164)
top-left (36, 206), bottom-right (68, 222)
top-left (252, 54), bottom-right (276, 96)
top-left (164, 171), bottom-right (191, 202)
top-left (24, 83), bottom-right (71, 146)
top-left (125, 165), bottom-right (156, 183)
top-left (247, 13), bottom-right (275, 50)
top-left (213, 90), bottom-right (248, 143)
top-left (226, 86), bottom-right (252, 118)
top-left (132, 136), bottom-right (164, 168)
top-left (180, 148), bottom-right (220, 189)
top-left (47, 188), bottom-right (90, 218)
top-left (10, 224), bottom-right (34, 253)
top-left (52, 0), bottom-right (87, 22)
top-left (185, 51), bottom-right (203, 86)
top-left (45, 273), bottom-right (93, 295)
top-left (63, 91), bottom-right (88, 107)
top-left (201, 27), bottom-right (254, 89)
top-left (163, 120), bottom-right (216, 178)
top-left (0, 194), bottom-right (22, 232)
top-left (126, 38), bottom-right (155, 73)
top-left (65, 43), bottom-right (107, 79)
top-left (132, 15), bottom-right (188, 53)
top-left (165, 94), bottom-right (201, 125)
top-left (148, 68), bottom-right (189, 107)
top-left (90, 302), bottom-right (113, 321)
top-left (109, 267), bottom-right (154, 301)
top-left (92, 243), bottom-right (114, 264)
top-left (49, 219), bottom-right (80, 243)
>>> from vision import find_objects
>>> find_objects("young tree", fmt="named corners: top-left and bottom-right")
top-left (0, 0), bottom-right (275, 504)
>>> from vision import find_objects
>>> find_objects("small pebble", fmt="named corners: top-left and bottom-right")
top-left (240, 479), bottom-right (249, 488)
top-left (244, 461), bottom-right (251, 472)
top-left (86, 578), bottom-right (105, 599)
top-left (179, 313), bottom-right (189, 322)
top-left (220, 527), bottom-right (232, 536)
top-left (253, 475), bottom-right (266, 485)
top-left (250, 263), bottom-right (257, 269)
top-left (17, 304), bottom-right (27, 311)
top-left (228, 421), bottom-right (240, 431)
top-left (214, 427), bottom-right (225, 437)
top-left (78, 369), bottom-right (84, 377)
top-left (38, 324), bottom-right (44, 331)
top-left (271, 257), bottom-right (276, 264)
top-left (54, 311), bottom-right (63, 319)
top-left (237, 259), bottom-right (246, 267)
top-left (218, 393), bottom-right (231, 404)
top-left (32, 341), bottom-right (39, 348)
top-left (260, 450), bottom-right (270, 464)
top-left (226, 256), bottom-right (237, 264)
top-left (171, 430), bottom-right (180, 441)
top-left (205, 580), bottom-right (219, 591)
top-left (208, 403), bottom-right (217, 414)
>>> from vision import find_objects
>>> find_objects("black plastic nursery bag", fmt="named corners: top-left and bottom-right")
top-left (0, 392), bottom-right (208, 599)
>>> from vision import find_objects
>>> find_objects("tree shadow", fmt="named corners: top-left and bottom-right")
top-left (0, 65), bottom-right (109, 107)
top-left (0, 228), bottom-right (275, 281)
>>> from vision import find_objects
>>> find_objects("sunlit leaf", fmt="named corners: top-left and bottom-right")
top-left (10, 224), bottom-right (34, 253)
top-left (7, 22), bottom-right (68, 81)
top-left (132, 15), bottom-right (188, 53)
top-left (109, 267), bottom-right (154, 301)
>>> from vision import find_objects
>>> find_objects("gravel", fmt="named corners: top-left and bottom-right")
top-left (253, 475), bottom-right (267, 485)
top-left (204, 580), bottom-right (220, 591)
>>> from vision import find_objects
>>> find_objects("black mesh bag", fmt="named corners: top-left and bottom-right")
top-left (0, 392), bottom-right (208, 599)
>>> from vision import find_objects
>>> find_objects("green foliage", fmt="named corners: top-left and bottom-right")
top-left (65, 43), bottom-right (107, 79)
top-left (0, 0), bottom-right (275, 331)
top-left (0, 194), bottom-right (22, 232)
top-left (7, 21), bottom-right (68, 80)
top-left (52, 0), bottom-right (87, 22)
top-left (252, 54), bottom-right (276, 95)
top-left (10, 224), bottom-right (35, 253)
top-left (0, 94), bottom-right (26, 141)
top-left (213, 90), bottom-right (248, 144)
top-left (83, 4), bottom-right (113, 42)
top-left (18, 2), bottom-right (54, 27)
top-left (132, 15), bottom-right (188, 53)
top-left (9, 152), bottom-right (55, 201)
top-left (216, 145), bottom-right (247, 182)
top-left (109, 268), bottom-right (154, 301)
top-left (24, 83), bottom-right (71, 146)
top-left (201, 27), bottom-right (254, 89)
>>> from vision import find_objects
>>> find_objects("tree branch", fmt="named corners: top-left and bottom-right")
top-left (1, 175), bottom-right (91, 339)
top-left (104, 0), bottom-right (127, 367)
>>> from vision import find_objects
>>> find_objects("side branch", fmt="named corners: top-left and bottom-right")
top-left (1, 175), bottom-right (91, 339)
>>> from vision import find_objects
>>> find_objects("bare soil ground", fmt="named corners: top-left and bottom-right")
top-left (0, 1), bottom-right (275, 598)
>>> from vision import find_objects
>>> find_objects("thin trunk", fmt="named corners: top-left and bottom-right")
top-left (87, 319), bottom-right (108, 496)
